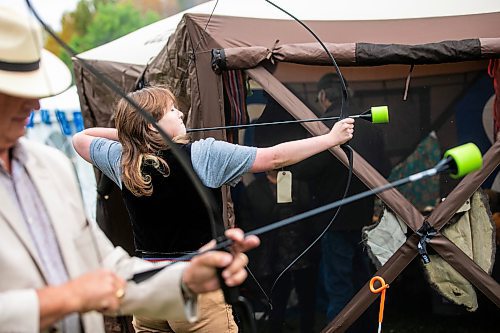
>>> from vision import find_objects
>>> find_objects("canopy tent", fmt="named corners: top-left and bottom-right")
top-left (73, 0), bottom-right (500, 331)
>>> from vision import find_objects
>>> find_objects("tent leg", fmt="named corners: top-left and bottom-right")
top-left (321, 235), bottom-right (419, 333)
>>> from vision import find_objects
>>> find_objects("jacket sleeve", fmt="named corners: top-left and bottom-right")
top-left (120, 261), bottom-right (196, 321)
top-left (94, 227), bottom-right (198, 321)
top-left (0, 289), bottom-right (39, 332)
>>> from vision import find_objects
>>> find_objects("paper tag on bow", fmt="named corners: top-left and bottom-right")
top-left (277, 171), bottom-right (292, 203)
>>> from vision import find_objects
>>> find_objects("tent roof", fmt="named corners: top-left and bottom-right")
top-left (77, 0), bottom-right (500, 65)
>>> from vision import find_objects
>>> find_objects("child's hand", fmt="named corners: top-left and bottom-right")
top-left (329, 117), bottom-right (355, 145)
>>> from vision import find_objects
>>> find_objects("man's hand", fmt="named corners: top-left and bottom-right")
top-left (37, 269), bottom-right (126, 329)
top-left (65, 269), bottom-right (127, 313)
top-left (181, 228), bottom-right (260, 294)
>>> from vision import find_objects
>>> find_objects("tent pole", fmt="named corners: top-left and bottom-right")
top-left (323, 139), bottom-right (500, 332)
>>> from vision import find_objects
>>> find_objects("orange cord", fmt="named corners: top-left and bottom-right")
top-left (369, 276), bottom-right (389, 333)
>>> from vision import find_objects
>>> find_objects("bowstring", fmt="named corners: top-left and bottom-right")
top-left (263, 0), bottom-right (355, 301)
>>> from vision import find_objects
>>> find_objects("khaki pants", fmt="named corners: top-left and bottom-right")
top-left (132, 289), bottom-right (237, 333)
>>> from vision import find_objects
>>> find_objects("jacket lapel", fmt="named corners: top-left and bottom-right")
top-left (23, 145), bottom-right (82, 279)
top-left (0, 172), bottom-right (48, 280)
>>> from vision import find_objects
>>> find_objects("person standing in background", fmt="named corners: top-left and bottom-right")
top-left (315, 73), bottom-right (391, 332)
top-left (236, 169), bottom-right (320, 333)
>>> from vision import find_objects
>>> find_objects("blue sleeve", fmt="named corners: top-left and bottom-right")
top-left (89, 138), bottom-right (123, 188)
top-left (191, 138), bottom-right (257, 188)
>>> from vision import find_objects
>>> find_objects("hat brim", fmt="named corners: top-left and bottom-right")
top-left (0, 49), bottom-right (71, 99)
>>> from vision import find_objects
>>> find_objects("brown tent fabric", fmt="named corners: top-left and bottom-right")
top-left (144, 17), bottom-right (193, 115)
top-left (74, 60), bottom-right (144, 128)
top-left (212, 39), bottom-right (500, 70)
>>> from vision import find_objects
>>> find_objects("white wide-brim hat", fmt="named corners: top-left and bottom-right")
top-left (0, 6), bottom-right (71, 99)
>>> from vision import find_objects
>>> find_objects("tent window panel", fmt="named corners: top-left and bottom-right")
top-left (247, 62), bottom-right (497, 210)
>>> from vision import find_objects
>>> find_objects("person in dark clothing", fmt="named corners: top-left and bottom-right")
top-left (315, 73), bottom-right (391, 332)
top-left (237, 170), bottom-right (320, 333)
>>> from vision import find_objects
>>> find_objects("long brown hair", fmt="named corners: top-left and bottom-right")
top-left (115, 86), bottom-right (188, 197)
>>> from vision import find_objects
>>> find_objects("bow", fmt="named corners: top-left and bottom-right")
top-left (258, 0), bottom-right (357, 304)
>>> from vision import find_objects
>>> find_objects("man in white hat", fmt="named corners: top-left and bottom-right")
top-left (0, 5), bottom-right (259, 333)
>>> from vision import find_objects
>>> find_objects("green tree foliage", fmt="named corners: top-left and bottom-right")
top-left (69, 1), bottom-right (159, 53)
top-left (47, 0), bottom-right (159, 73)
top-left (71, 0), bottom-right (95, 36)
top-left (45, 14), bottom-right (76, 58)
